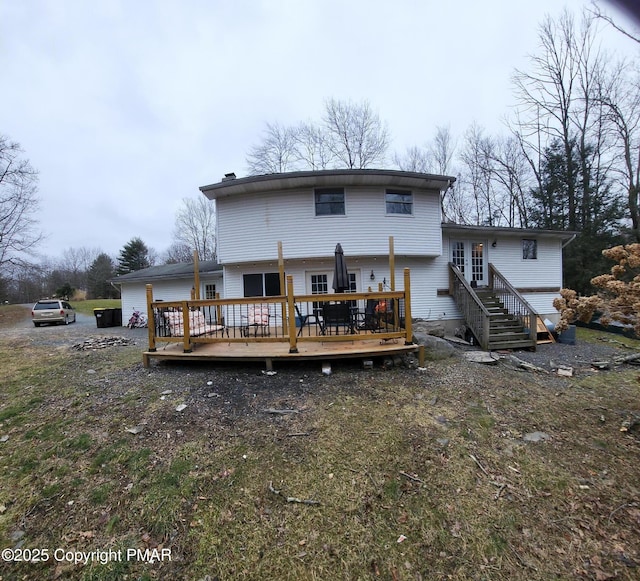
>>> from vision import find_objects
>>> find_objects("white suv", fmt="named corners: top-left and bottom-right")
top-left (31, 299), bottom-right (77, 327)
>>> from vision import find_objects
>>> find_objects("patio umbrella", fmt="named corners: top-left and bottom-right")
top-left (332, 243), bottom-right (350, 293)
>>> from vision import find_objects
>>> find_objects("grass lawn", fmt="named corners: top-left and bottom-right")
top-left (0, 320), bottom-right (638, 580)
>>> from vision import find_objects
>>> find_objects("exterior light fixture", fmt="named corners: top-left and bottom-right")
top-left (370, 270), bottom-right (375, 280)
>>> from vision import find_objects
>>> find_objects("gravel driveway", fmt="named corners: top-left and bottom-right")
top-left (5, 307), bottom-right (149, 349)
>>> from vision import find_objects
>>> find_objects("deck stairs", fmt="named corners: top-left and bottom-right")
top-left (474, 289), bottom-right (536, 350)
top-left (449, 262), bottom-right (538, 351)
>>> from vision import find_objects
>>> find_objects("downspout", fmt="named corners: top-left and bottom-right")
top-left (562, 234), bottom-right (577, 249)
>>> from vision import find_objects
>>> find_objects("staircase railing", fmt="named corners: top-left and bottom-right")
top-left (488, 264), bottom-right (537, 344)
top-left (448, 262), bottom-right (491, 349)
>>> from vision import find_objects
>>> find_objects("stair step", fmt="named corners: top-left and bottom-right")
top-left (487, 339), bottom-right (536, 350)
top-left (489, 329), bottom-right (529, 341)
top-left (490, 319), bottom-right (521, 327)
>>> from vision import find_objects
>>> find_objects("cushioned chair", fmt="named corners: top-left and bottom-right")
top-left (242, 304), bottom-right (271, 337)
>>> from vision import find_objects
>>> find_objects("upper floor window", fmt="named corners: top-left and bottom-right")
top-left (522, 239), bottom-right (537, 260)
top-left (315, 188), bottom-right (345, 216)
top-left (386, 190), bottom-right (413, 215)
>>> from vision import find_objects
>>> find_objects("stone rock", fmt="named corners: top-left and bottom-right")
top-left (523, 431), bottom-right (550, 443)
top-left (413, 332), bottom-right (455, 360)
top-left (413, 321), bottom-right (446, 338)
top-left (463, 351), bottom-right (499, 365)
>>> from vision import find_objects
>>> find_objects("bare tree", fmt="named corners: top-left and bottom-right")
top-left (294, 121), bottom-right (334, 170)
top-left (246, 122), bottom-right (299, 175)
top-left (0, 134), bottom-right (42, 273)
top-left (323, 98), bottom-right (389, 169)
top-left (587, 1), bottom-right (640, 44)
top-left (172, 196), bottom-right (217, 262)
top-left (595, 60), bottom-right (640, 240)
top-left (393, 145), bottom-right (431, 172)
top-left (163, 241), bottom-right (194, 264)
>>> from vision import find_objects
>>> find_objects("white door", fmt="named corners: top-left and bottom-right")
top-left (451, 240), bottom-right (487, 286)
top-left (305, 270), bottom-right (360, 309)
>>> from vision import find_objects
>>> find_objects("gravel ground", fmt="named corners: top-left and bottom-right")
top-left (7, 309), bottom-right (631, 359)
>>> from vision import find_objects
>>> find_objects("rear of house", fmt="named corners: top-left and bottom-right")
top-left (200, 169), bottom-right (572, 333)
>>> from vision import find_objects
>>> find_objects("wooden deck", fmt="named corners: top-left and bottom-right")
top-left (143, 268), bottom-right (421, 370)
top-left (142, 337), bottom-right (419, 370)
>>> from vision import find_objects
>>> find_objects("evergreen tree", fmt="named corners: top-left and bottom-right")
top-left (88, 253), bottom-right (117, 299)
top-left (117, 238), bottom-right (151, 275)
top-left (530, 139), bottom-right (624, 294)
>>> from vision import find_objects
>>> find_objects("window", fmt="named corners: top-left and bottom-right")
top-left (386, 190), bottom-right (413, 215)
top-left (205, 284), bottom-right (216, 299)
top-left (243, 273), bottom-right (282, 297)
top-left (315, 188), bottom-right (345, 216)
top-left (522, 239), bottom-right (537, 260)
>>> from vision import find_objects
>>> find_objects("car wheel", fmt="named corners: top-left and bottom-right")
top-left (73, 314), bottom-right (77, 323)
top-left (64, 315), bottom-right (70, 325)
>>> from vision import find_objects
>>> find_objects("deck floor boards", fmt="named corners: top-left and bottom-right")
top-left (143, 337), bottom-right (418, 367)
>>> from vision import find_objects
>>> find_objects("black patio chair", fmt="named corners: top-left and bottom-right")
top-left (357, 298), bottom-right (380, 331)
top-left (294, 303), bottom-right (320, 337)
top-left (319, 302), bottom-right (357, 335)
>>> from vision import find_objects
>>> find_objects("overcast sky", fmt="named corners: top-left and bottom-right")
top-left (1, 1), bottom-right (638, 262)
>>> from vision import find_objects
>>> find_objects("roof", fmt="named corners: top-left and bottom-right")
top-left (441, 223), bottom-right (578, 241)
top-left (110, 260), bottom-right (222, 284)
top-left (199, 169), bottom-right (456, 199)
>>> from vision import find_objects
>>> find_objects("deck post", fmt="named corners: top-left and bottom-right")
top-left (389, 236), bottom-right (395, 291)
top-left (278, 242), bottom-right (287, 331)
top-left (404, 268), bottom-right (413, 345)
top-left (193, 251), bottom-right (200, 299)
top-left (146, 284), bottom-right (156, 352)
top-left (215, 292), bottom-right (222, 325)
top-left (182, 301), bottom-right (192, 353)
top-left (286, 275), bottom-right (298, 353)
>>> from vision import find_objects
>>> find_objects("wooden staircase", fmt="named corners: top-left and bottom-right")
top-left (449, 263), bottom-right (538, 351)
top-left (475, 289), bottom-right (536, 350)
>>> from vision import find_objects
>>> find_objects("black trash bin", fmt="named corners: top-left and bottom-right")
top-left (94, 308), bottom-right (112, 328)
top-left (111, 308), bottom-right (123, 326)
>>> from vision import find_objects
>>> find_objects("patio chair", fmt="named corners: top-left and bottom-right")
top-left (241, 304), bottom-right (271, 337)
top-left (357, 298), bottom-right (380, 331)
top-left (319, 302), bottom-right (357, 335)
top-left (294, 303), bottom-right (320, 337)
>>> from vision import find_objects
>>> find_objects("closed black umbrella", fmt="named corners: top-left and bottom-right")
top-left (332, 243), bottom-right (349, 293)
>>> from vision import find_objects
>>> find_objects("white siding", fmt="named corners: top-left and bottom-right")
top-left (441, 233), bottom-right (563, 320)
top-left (217, 186), bottom-right (442, 264)
top-left (119, 275), bottom-right (223, 326)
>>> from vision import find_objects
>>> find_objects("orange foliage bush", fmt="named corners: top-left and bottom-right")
top-left (555, 244), bottom-right (640, 334)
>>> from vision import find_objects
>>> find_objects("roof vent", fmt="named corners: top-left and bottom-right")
top-left (222, 172), bottom-right (236, 182)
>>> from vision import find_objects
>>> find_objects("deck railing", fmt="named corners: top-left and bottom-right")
top-left (448, 262), bottom-right (492, 349)
top-left (145, 269), bottom-right (414, 354)
top-left (488, 264), bottom-right (537, 343)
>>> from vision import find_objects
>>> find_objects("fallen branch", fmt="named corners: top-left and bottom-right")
top-left (262, 408), bottom-right (299, 415)
top-left (399, 471), bottom-right (423, 483)
top-left (508, 355), bottom-right (549, 374)
top-left (469, 454), bottom-right (490, 477)
top-left (613, 352), bottom-right (640, 365)
top-left (268, 481), bottom-right (321, 505)
top-left (287, 432), bottom-right (310, 437)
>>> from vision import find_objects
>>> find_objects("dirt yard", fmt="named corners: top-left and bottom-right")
top-left (0, 305), bottom-right (639, 580)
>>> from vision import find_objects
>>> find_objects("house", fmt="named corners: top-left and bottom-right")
top-left (199, 170), bottom-right (574, 340)
top-left (116, 169), bottom-right (573, 351)
top-left (111, 260), bottom-right (223, 323)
